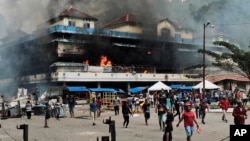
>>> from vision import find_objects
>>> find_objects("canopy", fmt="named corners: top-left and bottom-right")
top-left (89, 88), bottom-right (117, 92)
top-left (193, 80), bottom-right (220, 89)
top-left (66, 86), bottom-right (89, 92)
top-left (170, 84), bottom-right (182, 89)
top-left (148, 81), bottom-right (171, 91)
top-left (128, 86), bottom-right (148, 93)
top-left (180, 85), bottom-right (193, 91)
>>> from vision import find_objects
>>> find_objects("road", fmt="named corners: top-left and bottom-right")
top-left (0, 105), bottom-right (249, 141)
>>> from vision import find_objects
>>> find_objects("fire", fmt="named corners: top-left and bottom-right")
top-left (100, 55), bottom-right (112, 66)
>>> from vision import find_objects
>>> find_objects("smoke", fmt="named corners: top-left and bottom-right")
top-left (1, 0), bottom-right (250, 97)
top-left (1, 0), bottom-right (250, 48)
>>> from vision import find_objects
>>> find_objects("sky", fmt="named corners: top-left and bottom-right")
top-left (1, 0), bottom-right (250, 48)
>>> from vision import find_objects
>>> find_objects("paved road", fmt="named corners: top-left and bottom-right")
top-left (0, 105), bottom-right (249, 141)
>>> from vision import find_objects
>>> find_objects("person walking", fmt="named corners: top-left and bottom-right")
top-left (122, 101), bottom-right (133, 128)
top-left (44, 102), bottom-right (51, 128)
top-left (142, 99), bottom-right (151, 125)
top-left (232, 101), bottom-right (248, 125)
top-left (218, 96), bottom-right (230, 122)
top-left (25, 100), bottom-right (32, 119)
top-left (113, 95), bottom-right (120, 115)
top-left (96, 96), bottom-right (102, 117)
top-left (68, 95), bottom-right (76, 118)
top-left (90, 97), bottom-right (98, 126)
top-left (176, 102), bottom-right (199, 141)
top-left (54, 97), bottom-right (62, 120)
top-left (199, 100), bottom-right (209, 124)
top-left (173, 98), bottom-right (181, 120)
top-left (194, 95), bottom-right (201, 119)
top-left (155, 100), bottom-right (167, 130)
top-left (163, 111), bottom-right (174, 141)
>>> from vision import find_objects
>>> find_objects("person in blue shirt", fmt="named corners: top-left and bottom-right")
top-left (90, 97), bottom-right (98, 126)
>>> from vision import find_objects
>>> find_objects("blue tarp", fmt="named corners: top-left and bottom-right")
top-left (180, 86), bottom-right (193, 90)
top-left (89, 88), bottom-right (117, 92)
top-left (67, 86), bottom-right (89, 92)
top-left (128, 86), bottom-right (148, 93)
top-left (170, 84), bottom-right (182, 89)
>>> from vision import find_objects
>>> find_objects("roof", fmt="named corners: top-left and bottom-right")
top-left (66, 86), bottom-right (89, 92)
top-left (128, 86), bottom-right (148, 93)
top-left (89, 88), bottom-right (117, 92)
top-left (100, 14), bottom-right (140, 29)
top-left (207, 73), bottom-right (250, 83)
top-left (49, 7), bottom-right (97, 22)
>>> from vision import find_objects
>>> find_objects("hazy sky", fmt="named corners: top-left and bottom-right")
top-left (1, 0), bottom-right (250, 48)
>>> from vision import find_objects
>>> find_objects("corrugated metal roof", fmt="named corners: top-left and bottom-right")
top-left (207, 73), bottom-right (250, 82)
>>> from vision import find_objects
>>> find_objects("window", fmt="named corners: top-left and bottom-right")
top-left (68, 21), bottom-right (75, 26)
top-left (83, 23), bottom-right (90, 28)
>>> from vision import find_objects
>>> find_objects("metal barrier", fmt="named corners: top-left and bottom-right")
top-left (102, 116), bottom-right (116, 141)
top-left (17, 124), bottom-right (28, 141)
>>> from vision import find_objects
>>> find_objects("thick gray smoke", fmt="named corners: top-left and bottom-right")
top-left (0, 0), bottom-right (250, 97)
top-left (1, 0), bottom-right (250, 48)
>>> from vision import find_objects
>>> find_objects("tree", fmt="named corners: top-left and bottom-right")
top-left (196, 41), bottom-right (250, 79)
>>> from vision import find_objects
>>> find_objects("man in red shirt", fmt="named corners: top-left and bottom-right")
top-left (232, 101), bottom-right (247, 125)
top-left (218, 96), bottom-right (230, 122)
top-left (176, 102), bottom-right (199, 141)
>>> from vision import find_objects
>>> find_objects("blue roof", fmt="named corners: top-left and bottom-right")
top-left (128, 86), bottom-right (148, 93)
top-left (67, 86), bottom-right (89, 92)
top-left (180, 86), bottom-right (193, 90)
top-left (170, 84), bottom-right (182, 89)
top-left (89, 88), bottom-right (117, 92)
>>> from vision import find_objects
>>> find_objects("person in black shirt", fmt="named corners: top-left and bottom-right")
top-left (163, 110), bottom-right (174, 141)
top-left (68, 95), bottom-right (76, 118)
top-left (122, 101), bottom-right (133, 128)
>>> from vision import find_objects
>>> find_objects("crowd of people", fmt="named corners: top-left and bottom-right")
top-left (20, 87), bottom-right (249, 141)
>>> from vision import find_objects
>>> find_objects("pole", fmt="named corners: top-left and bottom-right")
top-left (203, 23), bottom-right (206, 96)
top-left (203, 22), bottom-right (210, 96)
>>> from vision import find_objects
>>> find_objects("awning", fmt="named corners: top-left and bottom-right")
top-left (66, 86), bottom-right (89, 92)
top-left (170, 84), bottom-right (182, 89)
top-left (128, 86), bottom-right (148, 93)
top-left (89, 88), bottom-right (117, 92)
top-left (180, 86), bottom-right (193, 91)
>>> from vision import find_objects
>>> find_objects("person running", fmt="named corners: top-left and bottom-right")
top-left (90, 97), bottom-right (98, 126)
top-left (142, 99), bottom-right (151, 125)
top-left (25, 100), bottom-right (32, 119)
top-left (218, 96), bottom-right (230, 122)
top-left (199, 100), bottom-right (209, 124)
top-left (163, 111), bottom-right (174, 141)
top-left (155, 100), bottom-right (167, 130)
top-left (122, 101), bottom-right (133, 128)
top-left (232, 101), bottom-right (248, 125)
top-left (176, 102), bottom-right (199, 141)
top-left (113, 95), bottom-right (120, 115)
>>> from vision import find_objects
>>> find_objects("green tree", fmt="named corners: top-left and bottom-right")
top-left (197, 41), bottom-right (250, 79)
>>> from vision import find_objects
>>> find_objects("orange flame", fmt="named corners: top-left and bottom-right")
top-left (100, 55), bottom-right (112, 66)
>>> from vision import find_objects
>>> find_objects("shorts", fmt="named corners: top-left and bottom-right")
top-left (185, 126), bottom-right (194, 137)
top-left (144, 112), bottom-right (150, 119)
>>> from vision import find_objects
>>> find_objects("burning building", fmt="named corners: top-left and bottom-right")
top-left (0, 7), bottom-right (227, 95)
